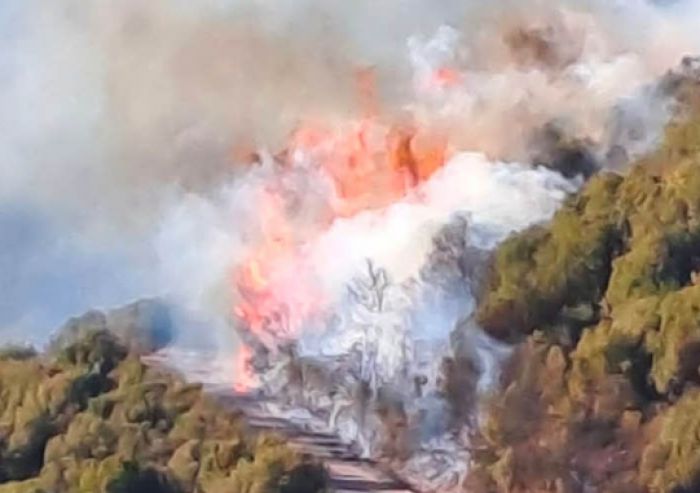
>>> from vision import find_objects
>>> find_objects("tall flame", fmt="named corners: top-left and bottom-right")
top-left (230, 115), bottom-right (449, 389)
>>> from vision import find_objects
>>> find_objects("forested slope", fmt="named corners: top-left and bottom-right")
top-left (467, 107), bottom-right (700, 492)
top-left (0, 330), bottom-right (326, 493)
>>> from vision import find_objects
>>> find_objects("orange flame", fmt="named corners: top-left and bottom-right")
top-left (431, 66), bottom-right (462, 88)
top-left (355, 66), bottom-right (380, 118)
top-left (233, 344), bottom-right (257, 393)
top-left (231, 113), bottom-right (449, 390)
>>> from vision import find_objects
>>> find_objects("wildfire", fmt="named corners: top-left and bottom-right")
top-left (232, 186), bottom-right (325, 345)
top-left (232, 344), bottom-right (258, 393)
top-left (288, 118), bottom-right (448, 215)
top-left (231, 74), bottom-right (452, 391)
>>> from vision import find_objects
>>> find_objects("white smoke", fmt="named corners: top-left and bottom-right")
top-left (282, 155), bottom-right (576, 450)
top-left (147, 0), bottom-right (694, 365)
top-left (0, 2), bottom-right (693, 491)
top-left (0, 0), bottom-right (695, 342)
top-left (137, 5), bottom-right (700, 484)
top-left (2, 7), bottom-right (700, 486)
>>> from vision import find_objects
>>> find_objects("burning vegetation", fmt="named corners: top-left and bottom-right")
top-left (231, 117), bottom-right (449, 359)
top-left (7, 1), bottom-right (700, 493)
top-left (213, 44), bottom-right (700, 493)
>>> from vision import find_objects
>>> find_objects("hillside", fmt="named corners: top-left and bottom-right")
top-left (0, 330), bottom-right (327, 493)
top-left (465, 110), bottom-right (700, 491)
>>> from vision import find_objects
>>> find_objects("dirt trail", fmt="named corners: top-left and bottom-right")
top-left (143, 352), bottom-right (418, 493)
top-left (214, 392), bottom-right (417, 493)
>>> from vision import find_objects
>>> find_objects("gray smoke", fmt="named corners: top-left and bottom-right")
top-left (0, 0), bottom-right (697, 348)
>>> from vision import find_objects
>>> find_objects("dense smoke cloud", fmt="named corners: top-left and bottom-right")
top-left (0, 0), bottom-right (697, 347)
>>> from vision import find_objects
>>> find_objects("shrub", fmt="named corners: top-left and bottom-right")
top-left (106, 462), bottom-right (180, 493)
top-left (0, 329), bottom-right (327, 493)
top-left (471, 109), bottom-right (700, 491)
top-left (477, 172), bottom-right (622, 339)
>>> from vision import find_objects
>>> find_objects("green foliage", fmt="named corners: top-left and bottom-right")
top-left (106, 462), bottom-right (180, 493)
top-left (645, 285), bottom-right (700, 394)
top-left (640, 390), bottom-right (700, 492)
top-left (0, 330), bottom-right (326, 493)
top-left (479, 143), bottom-right (700, 342)
top-left (0, 414), bottom-right (54, 482)
top-left (471, 110), bottom-right (700, 491)
top-left (663, 119), bottom-right (700, 159)
top-left (477, 172), bottom-right (622, 339)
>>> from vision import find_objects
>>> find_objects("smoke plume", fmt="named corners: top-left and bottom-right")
top-left (0, 0), bottom-right (693, 341)
top-left (4, 0), bottom-right (700, 488)
top-left (2, 5), bottom-right (700, 486)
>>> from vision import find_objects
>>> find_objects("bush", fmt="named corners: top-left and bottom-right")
top-left (0, 329), bottom-right (327, 493)
top-left (106, 462), bottom-right (180, 493)
top-left (56, 329), bottom-right (128, 375)
top-left (470, 109), bottom-right (700, 491)
top-left (477, 172), bottom-right (622, 339)
top-left (0, 414), bottom-right (54, 482)
top-left (641, 390), bottom-right (700, 492)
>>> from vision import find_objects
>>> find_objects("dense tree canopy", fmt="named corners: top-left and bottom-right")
top-left (469, 111), bottom-right (700, 492)
top-left (0, 329), bottom-right (327, 493)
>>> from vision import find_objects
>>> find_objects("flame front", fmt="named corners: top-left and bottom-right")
top-left (231, 115), bottom-right (449, 389)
